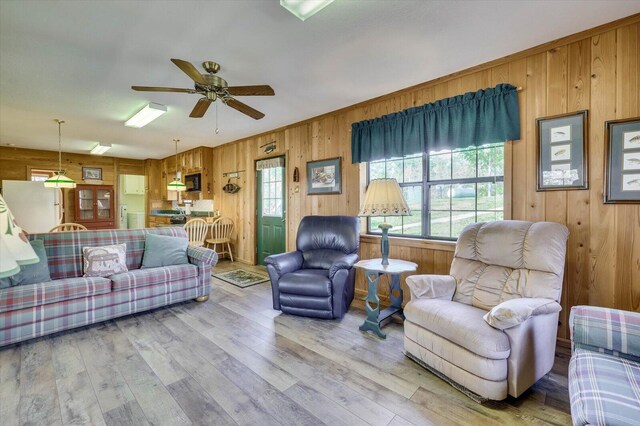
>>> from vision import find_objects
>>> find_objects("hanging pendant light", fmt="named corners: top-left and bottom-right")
top-left (167, 138), bottom-right (186, 192)
top-left (44, 119), bottom-right (76, 188)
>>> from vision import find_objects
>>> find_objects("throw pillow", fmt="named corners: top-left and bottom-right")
top-left (83, 243), bottom-right (128, 277)
top-left (0, 239), bottom-right (51, 288)
top-left (141, 233), bottom-right (189, 268)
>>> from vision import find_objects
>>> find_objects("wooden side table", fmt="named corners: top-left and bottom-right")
top-left (354, 258), bottom-right (417, 339)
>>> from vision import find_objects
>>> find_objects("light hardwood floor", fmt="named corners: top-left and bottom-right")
top-left (1, 261), bottom-right (572, 425)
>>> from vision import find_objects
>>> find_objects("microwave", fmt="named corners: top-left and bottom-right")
top-left (185, 173), bottom-right (201, 192)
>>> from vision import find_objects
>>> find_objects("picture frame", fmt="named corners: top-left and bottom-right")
top-left (82, 167), bottom-right (102, 181)
top-left (306, 157), bottom-right (341, 195)
top-left (536, 110), bottom-right (588, 191)
top-left (604, 117), bottom-right (640, 204)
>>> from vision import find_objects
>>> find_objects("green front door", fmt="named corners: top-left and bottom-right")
top-left (257, 159), bottom-right (286, 265)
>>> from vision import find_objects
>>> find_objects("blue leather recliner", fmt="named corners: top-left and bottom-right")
top-left (265, 215), bottom-right (360, 319)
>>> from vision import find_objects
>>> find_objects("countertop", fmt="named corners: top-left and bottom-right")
top-left (149, 210), bottom-right (217, 218)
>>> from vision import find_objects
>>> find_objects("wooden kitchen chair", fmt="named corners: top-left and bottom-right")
top-left (206, 217), bottom-right (234, 262)
top-left (184, 218), bottom-right (208, 247)
top-left (49, 223), bottom-right (88, 232)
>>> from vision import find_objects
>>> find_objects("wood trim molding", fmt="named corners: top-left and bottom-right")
top-left (360, 234), bottom-right (456, 252)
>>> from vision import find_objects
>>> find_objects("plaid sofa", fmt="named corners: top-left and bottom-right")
top-left (569, 306), bottom-right (640, 426)
top-left (0, 227), bottom-right (217, 347)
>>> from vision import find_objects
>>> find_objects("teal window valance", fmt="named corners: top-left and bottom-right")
top-left (351, 84), bottom-right (521, 164)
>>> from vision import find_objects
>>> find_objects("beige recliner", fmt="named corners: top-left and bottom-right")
top-left (404, 220), bottom-right (569, 401)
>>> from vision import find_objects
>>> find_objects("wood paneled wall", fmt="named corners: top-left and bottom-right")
top-left (210, 15), bottom-right (640, 339)
top-left (0, 147), bottom-right (145, 222)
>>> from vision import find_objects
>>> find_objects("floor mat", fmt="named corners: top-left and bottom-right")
top-left (212, 269), bottom-right (270, 288)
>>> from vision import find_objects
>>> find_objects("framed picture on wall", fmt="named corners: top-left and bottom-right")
top-left (306, 157), bottom-right (341, 195)
top-left (82, 167), bottom-right (102, 181)
top-left (536, 110), bottom-right (588, 191)
top-left (604, 117), bottom-right (640, 204)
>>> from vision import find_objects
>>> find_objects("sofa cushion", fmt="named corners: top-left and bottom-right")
top-left (404, 298), bottom-right (510, 360)
top-left (0, 276), bottom-right (111, 313)
top-left (0, 239), bottom-right (51, 288)
top-left (278, 269), bottom-right (331, 297)
top-left (141, 233), bottom-right (189, 268)
top-left (569, 349), bottom-right (640, 426)
top-left (110, 264), bottom-right (199, 291)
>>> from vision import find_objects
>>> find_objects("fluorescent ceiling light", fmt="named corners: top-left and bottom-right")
top-left (125, 102), bottom-right (167, 128)
top-left (280, 0), bottom-right (334, 21)
top-left (90, 142), bottom-right (111, 155)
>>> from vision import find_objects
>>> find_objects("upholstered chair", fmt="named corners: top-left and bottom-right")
top-left (404, 220), bottom-right (569, 401)
top-left (265, 215), bottom-right (360, 319)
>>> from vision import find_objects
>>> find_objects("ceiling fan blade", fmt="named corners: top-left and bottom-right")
top-left (190, 98), bottom-right (212, 118)
top-left (225, 98), bottom-right (265, 120)
top-left (171, 59), bottom-right (207, 85)
top-left (226, 85), bottom-right (275, 96)
top-left (132, 86), bottom-right (195, 93)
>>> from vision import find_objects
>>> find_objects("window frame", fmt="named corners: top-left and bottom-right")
top-left (366, 144), bottom-right (505, 241)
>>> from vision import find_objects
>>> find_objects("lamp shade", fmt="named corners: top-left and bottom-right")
top-left (44, 172), bottom-right (76, 189)
top-left (359, 178), bottom-right (411, 217)
top-left (167, 179), bottom-right (186, 192)
top-left (0, 194), bottom-right (39, 278)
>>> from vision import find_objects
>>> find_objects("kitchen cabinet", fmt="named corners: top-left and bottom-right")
top-left (123, 175), bottom-right (144, 195)
top-left (74, 184), bottom-right (115, 229)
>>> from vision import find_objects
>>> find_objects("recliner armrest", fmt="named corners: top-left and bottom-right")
top-left (484, 298), bottom-right (561, 330)
top-left (406, 275), bottom-right (456, 301)
top-left (329, 253), bottom-right (359, 280)
top-left (265, 251), bottom-right (303, 278)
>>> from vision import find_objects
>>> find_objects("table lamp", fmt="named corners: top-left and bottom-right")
top-left (0, 194), bottom-right (39, 278)
top-left (358, 178), bottom-right (411, 266)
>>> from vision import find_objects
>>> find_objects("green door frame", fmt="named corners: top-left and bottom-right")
top-left (256, 156), bottom-right (287, 265)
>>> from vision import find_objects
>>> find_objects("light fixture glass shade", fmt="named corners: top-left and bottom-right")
top-left (90, 142), bottom-right (111, 155)
top-left (44, 172), bottom-right (76, 188)
top-left (280, 0), bottom-right (334, 21)
top-left (0, 194), bottom-right (39, 278)
top-left (167, 179), bottom-right (187, 192)
top-left (125, 103), bottom-right (167, 128)
top-left (359, 178), bottom-right (411, 217)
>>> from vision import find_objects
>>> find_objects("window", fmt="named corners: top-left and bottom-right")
top-left (30, 169), bottom-right (56, 182)
top-left (367, 143), bottom-right (504, 240)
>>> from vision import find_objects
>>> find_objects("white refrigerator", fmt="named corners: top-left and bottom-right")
top-left (2, 180), bottom-right (63, 233)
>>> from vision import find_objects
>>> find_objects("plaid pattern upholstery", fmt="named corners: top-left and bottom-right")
top-left (187, 245), bottom-right (218, 266)
top-left (0, 228), bottom-right (217, 347)
top-left (0, 279), bottom-right (203, 346)
top-left (569, 349), bottom-right (640, 426)
top-left (570, 306), bottom-right (640, 362)
top-left (111, 264), bottom-right (198, 290)
top-left (0, 276), bottom-right (111, 313)
top-left (29, 227), bottom-right (187, 280)
top-left (569, 306), bottom-right (640, 426)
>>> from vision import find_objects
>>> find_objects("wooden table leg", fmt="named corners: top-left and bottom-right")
top-left (359, 270), bottom-right (386, 339)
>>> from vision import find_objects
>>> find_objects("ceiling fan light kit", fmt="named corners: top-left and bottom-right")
top-left (90, 142), bottom-right (111, 155)
top-left (132, 59), bottom-right (274, 121)
top-left (44, 119), bottom-right (76, 189)
top-left (280, 0), bottom-right (334, 21)
top-left (124, 102), bottom-right (167, 128)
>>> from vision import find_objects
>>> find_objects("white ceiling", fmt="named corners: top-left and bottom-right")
top-left (1, 1), bottom-right (639, 160)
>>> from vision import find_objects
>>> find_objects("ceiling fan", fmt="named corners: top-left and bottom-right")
top-left (132, 59), bottom-right (274, 120)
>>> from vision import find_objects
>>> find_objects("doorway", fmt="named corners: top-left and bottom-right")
top-left (119, 174), bottom-right (146, 229)
top-left (256, 156), bottom-right (286, 265)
